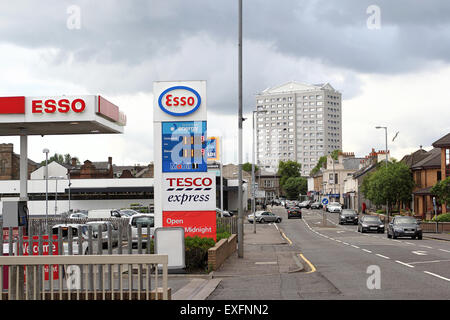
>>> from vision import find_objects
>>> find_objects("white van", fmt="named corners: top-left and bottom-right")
top-left (87, 209), bottom-right (122, 219)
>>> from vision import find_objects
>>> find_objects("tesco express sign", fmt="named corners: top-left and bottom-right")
top-left (158, 86), bottom-right (201, 116)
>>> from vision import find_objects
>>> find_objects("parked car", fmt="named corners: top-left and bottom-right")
top-left (338, 209), bottom-right (359, 225)
top-left (129, 214), bottom-right (155, 247)
top-left (297, 201), bottom-right (311, 209)
top-left (326, 202), bottom-right (342, 213)
top-left (310, 202), bottom-right (323, 209)
top-left (118, 209), bottom-right (140, 217)
top-left (387, 216), bottom-right (422, 240)
top-left (358, 215), bottom-right (385, 233)
top-left (87, 209), bottom-right (122, 219)
top-left (85, 221), bottom-right (119, 248)
top-left (216, 208), bottom-right (232, 217)
top-left (69, 212), bottom-right (88, 219)
top-left (247, 211), bottom-right (282, 224)
top-left (287, 207), bottom-right (302, 219)
top-left (52, 224), bottom-right (90, 255)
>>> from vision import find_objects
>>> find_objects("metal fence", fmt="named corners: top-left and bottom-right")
top-left (0, 222), bottom-right (169, 300)
top-left (217, 216), bottom-right (238, 235)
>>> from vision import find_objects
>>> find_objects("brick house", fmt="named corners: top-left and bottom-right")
top-left (432, 133), bottom-right (450, 214)
top-left (0, 143), bottom-right (38, 180)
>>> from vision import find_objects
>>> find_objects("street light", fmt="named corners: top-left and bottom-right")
top-left (252, 109), bottom-right (268, 234)
top-left (375, 126), bottom-right (389, 226)
top-left (49, 176), bottom-right (65, 216)
top-left (42, 148), bottom-right (49, 226)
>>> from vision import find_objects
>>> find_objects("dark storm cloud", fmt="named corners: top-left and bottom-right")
top-left (1, 0), bottom-right (450, 114)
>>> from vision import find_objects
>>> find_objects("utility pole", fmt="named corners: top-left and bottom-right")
top-left (237, 0), bottom-right (244, 258)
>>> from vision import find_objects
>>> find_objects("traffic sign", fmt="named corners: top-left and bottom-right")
top-left (322, 198), bottom-right (329, 205)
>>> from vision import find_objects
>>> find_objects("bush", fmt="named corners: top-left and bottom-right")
top-left (184, 236), bottom-right (216, 272)
top-left (216, 231), bottom-right (231, 242)
top-left (435, 213), bottom-right (450, 222)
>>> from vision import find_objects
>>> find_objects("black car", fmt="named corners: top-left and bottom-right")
top-left (310, 202), bottom-right (323, 209)
top-left (387, 216), bottom-right (422, 240)
top-left (287, 207), bottom-right (302, 219)
top-left (339, 209), bottom-right (359, 225)
top-left (358, 215), bottom-right (385, 233)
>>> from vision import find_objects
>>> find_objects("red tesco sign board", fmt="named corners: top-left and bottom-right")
top-left (163, 211), bottom-right (216, 241)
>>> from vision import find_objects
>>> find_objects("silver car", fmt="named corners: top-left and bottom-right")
top-left (247, 211), bottom-right (282, 224)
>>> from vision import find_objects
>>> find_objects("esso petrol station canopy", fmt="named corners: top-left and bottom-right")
top-left (0, 95), bottom-right (126, 136)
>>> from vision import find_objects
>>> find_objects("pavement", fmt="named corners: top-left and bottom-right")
top-left (423, 232), bottom-right (450, 241)
top-left (172, 217), bottom-right (306, 300)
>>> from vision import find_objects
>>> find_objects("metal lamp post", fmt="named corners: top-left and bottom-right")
top-left (49, 176), bottom-right (65, 216)
top-left (376, 126), bottom-right (389, 226)
top-left (42, 148), bottom-right (49, 226)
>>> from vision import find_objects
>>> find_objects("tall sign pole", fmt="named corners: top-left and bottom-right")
top-left (237, 0), bottom-right (244, 258)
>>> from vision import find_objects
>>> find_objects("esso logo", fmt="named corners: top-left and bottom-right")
top-left (158, 86), bottom-right (201, 116)
top-left (166, 177), bottom-right (213, 187)
top-left (31, 99), bottom-right (86, 114)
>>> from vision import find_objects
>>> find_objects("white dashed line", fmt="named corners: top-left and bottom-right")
top-left (351, 245), bottom-right (360, 249)
top-left (423, 271), bottom-right (450, 282)
top-left (362, 249), bottom-right (372, 253)
top-left (376, 254), bottom-right (390, 259)
top-left (439, 249), bottom-right (450, 253)
top-left (395, 260), bottom-right (414, 268)
top-left (420, 245), bottom-right (433, 249)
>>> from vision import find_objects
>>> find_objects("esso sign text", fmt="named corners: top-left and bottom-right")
top-left (31, 99), bottom-right (86, 114)
top-left (166, 177), bottom-right (213, 187)
top-left (158, 86), bottom-right (201, 116)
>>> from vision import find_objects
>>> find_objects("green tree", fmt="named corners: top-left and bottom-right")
top-left (361, 161), bottom-right (414, 212)
top-left (41, 153), bottom-right (80, 166)
top-left (310, 155), bottom-right (327, 176)
top-left (277, 160), bottom-right (302, 187)
top-left (431, 177), bottom-right (450, 207)
top-left (242, 162), bottom-right (258, 173)
top-left (283, 176), bottom-right (307, 200)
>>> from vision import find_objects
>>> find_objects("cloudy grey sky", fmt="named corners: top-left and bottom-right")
top-left (0, 0), bottom-right (449, 166)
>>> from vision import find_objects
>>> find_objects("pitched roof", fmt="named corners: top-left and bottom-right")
top-left (400, 149), bottom-right (429, 168)
top-left (411, 148), bottom-right (441, 170)
top-left (432, 133), bottom-right (450, 148)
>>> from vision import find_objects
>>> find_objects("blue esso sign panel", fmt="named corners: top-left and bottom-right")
top-left (158, 86), bottom-right (202, 116)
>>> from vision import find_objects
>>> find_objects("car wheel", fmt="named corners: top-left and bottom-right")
top-left (411, 236), bottom-right (416, 240)
top-left (393, 233), bottom-right (397, 239)
top-left (418, 234), bottom-right (422, 240)
top-left (260, 218), bottom-right (265, 223)
top-left (276, 218), bottom-right (281, 223)
top-left (387, 232), bottom-right (391, 239)
top-left (361, 229), bottom-right (365, 233)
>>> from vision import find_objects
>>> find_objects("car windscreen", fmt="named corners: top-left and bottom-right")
top-left (52, 227), bottom-right (79, 238)
top-left (342, 211), bottom-right (357, 216)
top-left (363, 216), bottom-right (381, 222)
top-left (394, 217), bottom-right (417, 225)
top-left (131, 217), bottom-right (154, 228)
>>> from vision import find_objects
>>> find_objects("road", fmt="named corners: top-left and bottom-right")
top-left (275, 206), bottom-right (450, 299)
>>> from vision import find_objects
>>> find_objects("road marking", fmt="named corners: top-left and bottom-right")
top-left (280, 230), bottom-right (293, 246)
top-left (351, 245), bottom-right (360, 249)
top-left (404, 242), bottom-right (415, 245)
top-left (362, 249), bottom-right (372, 253)
top-left (439, 249), bottom-right (450, 253)
top-left (342, 242), bottom-right (350, 245)
top-left (255, 261), bottom-right (277, 265)
top-left (419, 245), bottom-right (433, 249)
top-left (412, 250), bottom-right (428, 256)
top-left (395, 260), bottom-right (414, 268)
top-left (423, 271), bottom-right (450, 282)
top-left (376, 254), bottom-right (390, 259)
top-left (409, 259), bottom-right (450, 265)
top-left (298, 253), bottom-right (317, 274)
